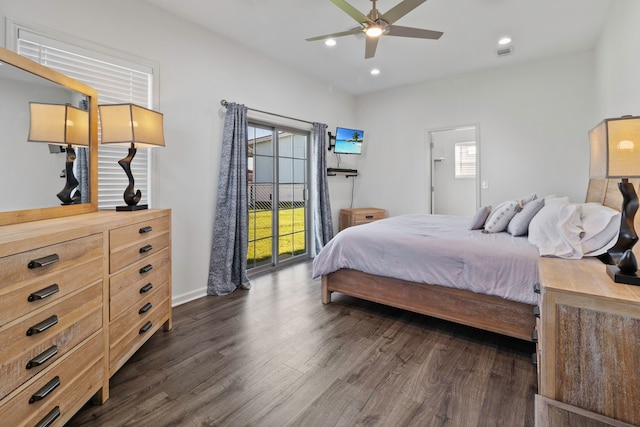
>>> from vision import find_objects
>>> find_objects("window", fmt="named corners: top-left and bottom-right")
top-left (9, 21), bottom-right (158, 209)
top-left (454, 142), bottom-right (476, 179)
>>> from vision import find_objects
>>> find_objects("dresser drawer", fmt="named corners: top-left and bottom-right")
top-left (0, 255), bottom-right (102, 329)
top-left (109, 295), bottom-right (170, 375)
top-left (0, 331), bottom-right (103, 427)
top-left (109, 248), bottom-right (170, 320)
top-left (109, 216), bottom-right (170, 273)
top-left (0, 234), bottom-right (103, 293)
top-left (0, 283), bottom-right (102, 400)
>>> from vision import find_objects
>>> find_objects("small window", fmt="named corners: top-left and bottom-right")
top-left (454, 142), bottom-right (476, 179)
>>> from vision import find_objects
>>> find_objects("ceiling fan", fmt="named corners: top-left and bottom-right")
top-left (306, 0), bottom-right (443, 59)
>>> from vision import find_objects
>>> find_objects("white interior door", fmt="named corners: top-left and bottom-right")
top-left (430, 126), bottom-right (479, 216)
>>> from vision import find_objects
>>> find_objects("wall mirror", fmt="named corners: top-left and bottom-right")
top-left (0, 47), bottom-right (98, 226)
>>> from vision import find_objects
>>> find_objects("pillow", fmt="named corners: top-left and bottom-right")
top-left (528, 203), bottom-right (584, 259)
top-left (507, 198), bottom-right (545, 236)
top-left (578, 203), bottom-right (621, 256)
top-left (544, 195), bottom-right (570, 205)
top-left (484, 200), bottom-right (521, 233)
top-left (469, 205), bottom-right (492, 230)
top-left (520, 193), bottom-right (538, 205)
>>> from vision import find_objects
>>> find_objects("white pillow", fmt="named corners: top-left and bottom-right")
top-left (578, 203), bottom-right (621, 256)
top-left (484, 200), bottom-right (521, 233)
top-left (544, 195), bottom-right (570, 205)
top-left (528, 203), bottom-right (584, 259)
top-left (469, 205), bottom-right (492, 230)
top-left (508, 198), bottom-right (545, 236)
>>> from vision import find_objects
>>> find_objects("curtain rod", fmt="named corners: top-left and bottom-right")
top-left (220, 99), bottom-right (314, 125)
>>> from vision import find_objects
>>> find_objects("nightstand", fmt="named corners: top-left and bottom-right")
top-left (339, 208), bottom-right (386, 231)
top-left (536, 256), bottom-right (640, 426)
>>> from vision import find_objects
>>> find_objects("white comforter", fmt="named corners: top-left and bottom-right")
top-left (312, 214), bottom-right (540, 305)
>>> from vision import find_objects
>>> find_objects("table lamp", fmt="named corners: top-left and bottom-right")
top-left (589, 115), bottom-right (640, 285)
top-left (98, 103), bottom-right (164, 211)
top-left (28, 103), bottom-right (89, 205)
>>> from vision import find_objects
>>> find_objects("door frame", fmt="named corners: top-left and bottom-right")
top-left (426, 123), bottom-right (481, 214)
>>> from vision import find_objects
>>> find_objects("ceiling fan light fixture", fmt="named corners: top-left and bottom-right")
top-left (365, 25), bottom-right (384, 38)
top-left (325, 39), bottom-right (337, 46)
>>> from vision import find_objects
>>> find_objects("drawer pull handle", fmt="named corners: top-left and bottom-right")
top-left (531, 329), bottom-right (538, 343)
top-left (533, 283), bottom-right (541, 294)
top-left (35, 406), bottom-right (60, 427)
top-left (139, 226), bottom-right (153, 234)
top-left (365, 215), bottom-right (374, 219)
top-left (26, 315), bottom-right (58, 336)
top-left (533, 305), bottom-right (540, 318)
top-left (139, 264), bottom-right (153, 274)
top-left (531, 353), bottom-right (537, 366)
top-left (139, 244), bottom-right (153, 253)
top-left (139, 321), bottom-right (153, 334)
top-left (28, 254), bottom-right (60, 269)
top-left (140, 283), bottom-right (153, 293)
top-left (26, 345), bottom-right (58, 369)
top-left (29, 376), bottom-right (60, 404)
top-left (139, 302), bottom-right (153, 314)
top-left (28, 284), bottom-right (60, 302)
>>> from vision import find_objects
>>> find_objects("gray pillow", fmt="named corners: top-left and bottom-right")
top-left (468, 205), bottom-right (492, 230)
top-left (484, 200), bottom-right (521, 233)
top-left (507, 198), bottom-right (545, 236)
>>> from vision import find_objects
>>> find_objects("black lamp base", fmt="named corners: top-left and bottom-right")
top-left (606, 264), bottom-right (640, 286)
top-left (116, 204), bottom-right (148, 212)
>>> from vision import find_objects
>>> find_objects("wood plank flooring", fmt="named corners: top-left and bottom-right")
top-left (67, 261), bottom-right (537, 426)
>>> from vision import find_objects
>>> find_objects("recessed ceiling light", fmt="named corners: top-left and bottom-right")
top-left (325, 39), bottom-right (337, 47)
top-left (370, 68), bottom-right (380, 76)
top-left (498, 37), bottom-right (512, 45)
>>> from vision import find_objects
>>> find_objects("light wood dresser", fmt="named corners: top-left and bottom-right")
top-left (535, 257), bottom-right (640, 427)
top-left (339, 207), bottom-right (386, 231)
top-left (0, 209), bottom-right (172, 427)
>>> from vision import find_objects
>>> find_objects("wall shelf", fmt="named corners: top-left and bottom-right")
top-left (327, 167), bottom-right (358, 177)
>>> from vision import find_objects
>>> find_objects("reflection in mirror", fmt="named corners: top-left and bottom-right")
top-left (27, 102), bottom-right (89, 205)
top-left (0, 55), bottom-right (92, 213)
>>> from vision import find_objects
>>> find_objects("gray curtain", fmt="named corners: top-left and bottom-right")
top-left (207, 103), bottom-right (251, 295)
top-left (76, 147), bottom-right (89, 204)
top-left (311, 122), bottom-right (334, 257)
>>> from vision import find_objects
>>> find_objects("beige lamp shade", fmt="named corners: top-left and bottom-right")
top-left (589, 116), bottom-right (640, 178)
top-left (98, 103), bottom-right (165, 148)
top-left (28, 103), bottom-right (89, 146)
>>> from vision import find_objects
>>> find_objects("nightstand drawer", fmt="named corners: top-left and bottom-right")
top-left (0, 331), bottom-right (103, 427)
top-left (340, 208), bottom-right (386, 230)
top-left (0, 283), bottom-right (102, 400)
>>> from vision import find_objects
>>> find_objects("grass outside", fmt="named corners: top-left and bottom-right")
top-left (248, 207), bottom-right (306, 263)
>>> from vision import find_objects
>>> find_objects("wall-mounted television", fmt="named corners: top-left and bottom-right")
top-left (334, 127), bottom-right (364, 155)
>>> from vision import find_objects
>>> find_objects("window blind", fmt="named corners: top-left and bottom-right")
top-left (15, 28), bottom-right (154, 209)
top-left (454, 142), bottom-right (476, 179)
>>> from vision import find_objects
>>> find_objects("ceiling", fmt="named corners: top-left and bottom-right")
top-left (145, 0), bottom-right (614, 96)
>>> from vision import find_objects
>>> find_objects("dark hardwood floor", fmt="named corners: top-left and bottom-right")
top-left (67, 261), bottom-right (537, 427)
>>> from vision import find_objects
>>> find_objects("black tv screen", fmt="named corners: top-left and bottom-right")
top-left (334, 127), bottom-right (364, 154)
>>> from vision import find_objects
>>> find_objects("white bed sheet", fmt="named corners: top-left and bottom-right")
top-left (312, 214), bottom-right (540, 305)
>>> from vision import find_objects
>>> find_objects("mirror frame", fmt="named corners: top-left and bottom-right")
top-left (0, 47), bottom-right (98, 226)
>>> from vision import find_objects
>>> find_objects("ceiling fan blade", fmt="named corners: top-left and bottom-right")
top-left (306, 28), bottom-right (363, 42)
top-left (331, 0), bottom-right (371, 24)
top-left (365, 36), bottom-right (379, 59)
top-left (386, 25), bottom-right (443, 39)
top-left (380, 0), bottom-right (427, 25)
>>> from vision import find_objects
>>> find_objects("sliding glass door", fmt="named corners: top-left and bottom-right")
top-left (247, 123), bottom-right (310, 272)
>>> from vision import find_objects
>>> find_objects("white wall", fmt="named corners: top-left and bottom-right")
top-left (0, 0), bottom-right (355, 305)
top-left (595, 0), bottom-right (640, 118)
top-left (353, 52), bottom-right (597, 215)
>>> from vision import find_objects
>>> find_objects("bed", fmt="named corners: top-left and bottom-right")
top-left (313, 178), bottom-right (627, 342)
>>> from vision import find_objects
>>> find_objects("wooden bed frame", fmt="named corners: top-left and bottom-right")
top-left (321, 178), bottom-right (630, 342)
